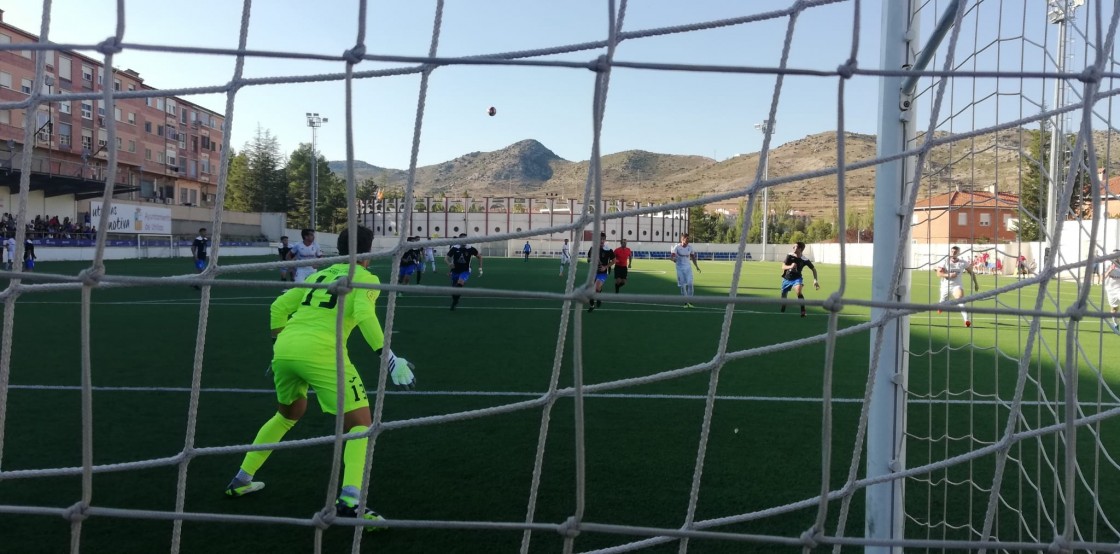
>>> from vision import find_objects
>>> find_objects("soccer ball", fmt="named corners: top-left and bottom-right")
top-left (487, 106), bottom-right (497, 117)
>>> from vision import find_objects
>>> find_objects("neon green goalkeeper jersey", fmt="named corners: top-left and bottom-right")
top-left (271, 263), bottom-right (384, 362)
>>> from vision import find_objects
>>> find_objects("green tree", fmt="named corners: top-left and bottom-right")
top-left (225, 127), bottom-right (286, 214)
top-left (1019, 129), bottom-right (1048, 241)
top-left (223, 149), bottom-right (251, 211)
top-left (1019, 129), bottom-right (1093, 240)
top-left (286, 143), bottom-right (344, 230)
top-left (688, 205), bottom-right (721, 242)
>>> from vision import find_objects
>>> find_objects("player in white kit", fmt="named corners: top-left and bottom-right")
top-left (670, 233), bottom-right (701, 308)
top-left (1104, 249), bottom-right (1120, 334)
top-left (291, 228), bottom-right (323, 283)
top-left (936, 245), bottom-right (979, 327)
top-left (559, 238), bottom-right (571, 276)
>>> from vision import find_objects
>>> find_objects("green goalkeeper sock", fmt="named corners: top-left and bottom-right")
top-left (342, 426), bottom-right (370, 493)
top-left (240, 412), bottom-right (298, 476)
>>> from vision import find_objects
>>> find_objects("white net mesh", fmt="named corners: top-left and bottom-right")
top-left (3, 1), bottom-right (1120, 553)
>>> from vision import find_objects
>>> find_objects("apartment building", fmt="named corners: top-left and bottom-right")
top-left (0, 9), bottom-right (224, 218)
top-left (911, 186), bottom-right (1021, 244)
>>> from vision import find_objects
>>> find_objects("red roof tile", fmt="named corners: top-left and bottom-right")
top-left (913, 190), bottom-right (1021, 210)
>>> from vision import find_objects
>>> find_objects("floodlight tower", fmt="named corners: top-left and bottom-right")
top-left (1044, 0), bottom-right (1083, 251)
top-left (306, 113), bottom-right (328, 231)
top-left (755, 119), bottom-right (775, 260)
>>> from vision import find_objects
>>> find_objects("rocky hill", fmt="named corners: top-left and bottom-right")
top-left (329, 130), bottom-right (1120, 220)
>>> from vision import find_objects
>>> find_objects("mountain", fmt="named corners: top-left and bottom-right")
top-left (329, 130), bottom-right (1120, 220)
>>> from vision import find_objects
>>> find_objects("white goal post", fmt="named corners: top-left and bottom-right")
top-left (135, 234), bottom-right (177, 259)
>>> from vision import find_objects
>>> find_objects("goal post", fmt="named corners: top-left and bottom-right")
top-left (865, 0), bottom-right (918, 550)
top-left (135, 234), bottom-right (176, 259)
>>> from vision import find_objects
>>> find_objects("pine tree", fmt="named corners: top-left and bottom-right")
top-left (285, 143), bottom-right (340, 230)
top-left (225, 126), bottom-right (286, 214)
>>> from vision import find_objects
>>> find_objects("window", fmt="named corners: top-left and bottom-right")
top-left (145, 121), bottom-right (152, 133)
top-left (114, 108), bottom-right (122, 121)
top-left (97, 100), bottom-right (106, 116)
top-left (180, 110), bottom-right (187, 124)
top-left (82, 65), bottom-right (93, 82)
top-left (0, 72), bottom-right (11, 89)
top-left (127, 84), bottom-right (135, 92)
top-left (0, 34), bottom-right (9, 44)
top-left (957, 212), bottom-right (968, 226)
top-left (58, 56), bottom-right (71, 80)
top-left (156, 124), bottom-right (163, 137)
top-left (20, 49), bottom-right (31, 59)
top-left (979, 213), bottom-right (992, 227)
top-left (116, 137), bottom-right (123, 150)
top-left (80, 101), bottom-right (92, 120)
top-left (157, 151), bottom-right (165, 163)
top-left (166, 125), bottom-right (178, 140)
top-left (145, 148), bottom-right (152, 161)
top-left (98, 129), bottom-right (108, 149)
top-left (127, 112), bottom-right (135, 125)
top-left (156, 98), bottom-right (164, 111)
top-left (0, 110), bottom-right (8, 125)
top-left (59, 91), bottom-right (71, 114)
top-left (166, 99), bottom-right (176, 116)
top-left (180, 188), bottom-right (189, 204)
top-left (167, 149), bottom-right (177, 167)
top-left (43, 50), bottom-right (54, 67)
top-left (201, 136), bottom-right (211, 149)
top-left (128, 140), bottom-right (136, 153)
top-left (59, 123), bottom-right (72, 146)
top-left (1004, 215), bottom-right (1014, 230)
top-left (81, 130), bottom-right (92, 151)
top-left (113, 79), bottom-right (121, 91)
top-left (20, 79), bottom-right (31, 94)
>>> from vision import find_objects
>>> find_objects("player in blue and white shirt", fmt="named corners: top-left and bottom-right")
top-left (291, 228), bottom-right (323, 283)
top-left (587, 233), bottom-right (614, 312)
top-left (670, 233), bottom-right (701, 308)
top-left (190, 228), bottom-right (209, 290)
top-left (446, 233), bottom-right (482, 311)
top-left (935, 245), bottom-right (978, 327)
top-left (399, 236), bottom-right (423, 286)
top-left (780, 241), bottom-right (819, 318)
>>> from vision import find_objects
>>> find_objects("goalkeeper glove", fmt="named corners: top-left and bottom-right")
top-left (387, 354), bottom-right (416, 390)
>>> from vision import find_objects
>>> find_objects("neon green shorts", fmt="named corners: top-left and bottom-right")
top-left (271, 358), bottom-right (369, 415)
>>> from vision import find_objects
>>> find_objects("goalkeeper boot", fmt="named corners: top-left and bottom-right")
top-left (335, 497), bottom-right (386, 532)
top-left (224, 479), bottom-right (265, 498)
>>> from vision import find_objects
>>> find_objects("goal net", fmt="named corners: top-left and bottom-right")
top-left (3, 1), bottom-right (1120, 553)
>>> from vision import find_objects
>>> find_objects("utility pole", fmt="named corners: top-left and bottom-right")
top-left (755, 119), bottom-right (775, 261)
top-left (1045, 0), bottom-right (1083, 251)
top-left (306, 113), bottom-right (328, 231)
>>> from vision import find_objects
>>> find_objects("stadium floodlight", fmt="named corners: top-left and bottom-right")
top-left (754, 120), bottom-right (774, 260)
top-left (306, 113), bottom-right (328, 231)
top-left (1044, 0), bottom-right (1082, 254)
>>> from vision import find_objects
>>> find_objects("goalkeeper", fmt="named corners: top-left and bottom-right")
top-left (224, 225), bottom-right (416, 529)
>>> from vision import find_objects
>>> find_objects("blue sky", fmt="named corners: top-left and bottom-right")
top-left (6, 1), bottom-right (1109, 171)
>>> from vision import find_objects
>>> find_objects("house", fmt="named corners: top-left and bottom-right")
top-left (911, 186), bottom-right (1020, 243)
top-left (1094, 169), bottom-right (1120, 218)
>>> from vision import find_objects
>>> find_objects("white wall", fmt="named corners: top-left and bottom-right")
top-left (34, 245), bottom-right (273, 262)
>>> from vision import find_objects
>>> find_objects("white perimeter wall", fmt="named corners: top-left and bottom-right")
top-left (0, 189), bottom-right (77, 222)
